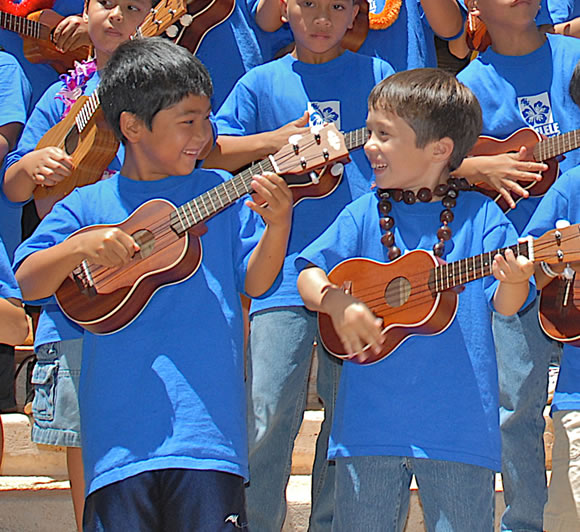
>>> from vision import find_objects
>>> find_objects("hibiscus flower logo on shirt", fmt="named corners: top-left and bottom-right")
top-left (308, 101), bottom-right (341, 129)
top-left (517, 92), bottom-right (560, 137)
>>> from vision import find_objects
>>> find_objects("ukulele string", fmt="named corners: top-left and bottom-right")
top-left (337, 232), bottom-right (580, 319)
top-left (80, 146), bottom-right (331, 288)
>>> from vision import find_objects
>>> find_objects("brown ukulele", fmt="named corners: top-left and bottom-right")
top-left (0, 9), bottom-right (90, 73)
top-left (539, 261), bottom-right (580, 346)
top-left (468, 127), bottom-right (580, 213)
top-left (55, 124), bottom-right (350, 334)
top-left (318, 223), bottom-right (580, 365)
top-left (171, 0), bottom-right (235, 53)
top-left (32, 0), bottom-right (188, 219)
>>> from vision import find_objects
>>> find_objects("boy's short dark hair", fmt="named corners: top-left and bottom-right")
top-left (368, 68), bottom-right (482, 171)
top-left (99, 37), bottom-right (213, 143)
top-left (570, 60), bottom-right (580, 107)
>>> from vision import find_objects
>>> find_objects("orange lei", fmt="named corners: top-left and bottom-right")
top-left (368, 0), bottom-right (403, 30)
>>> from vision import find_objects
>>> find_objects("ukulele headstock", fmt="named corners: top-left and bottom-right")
top-left (535, 222), bottom-right (580, 265)
top-left (273, 123), bottom-right (350, 176)
top-left (134, 0), bottom-right (187, 39)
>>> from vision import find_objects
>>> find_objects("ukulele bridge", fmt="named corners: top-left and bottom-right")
top-left (72, 260), bottom-right (96, 297)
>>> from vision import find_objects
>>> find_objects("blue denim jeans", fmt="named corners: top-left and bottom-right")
top-left (333, 455), bottom-right (495, 532)
top-left (493, 297), bottom-right (561, 531)
top-left (245, 307), bottom-right (342, 532)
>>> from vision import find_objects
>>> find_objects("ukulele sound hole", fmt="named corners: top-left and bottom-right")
top-left (384, 277), bottom-right (411, 308)
top-left (132, 229), bottom-right (156, 259)
top-left (64, 126), bottom-right (80, 155)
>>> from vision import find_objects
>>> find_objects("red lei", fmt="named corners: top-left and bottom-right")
top-left (0, 0), bottom-right (55, 17)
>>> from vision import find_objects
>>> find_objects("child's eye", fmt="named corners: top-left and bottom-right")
top-left (128, 3), bottom-right (141, 11)
top-left (333, 3), bottom-right (346, 10)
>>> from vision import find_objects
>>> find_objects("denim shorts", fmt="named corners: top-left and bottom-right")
top-left (31, 338), bottom-right (82, 448)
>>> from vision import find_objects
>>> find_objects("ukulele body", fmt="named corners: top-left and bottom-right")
top-left (539, 275), bottom-right (580, 346)
top-left (22, 9), bottom-right (90, 72)
top-left (469, 128), bottom-right (559, 213)
top-left (55, 199), bottom-right (202, 335)
top-left (318, 251), bottom-right (458, 365)
top-left (33, 94), bottom-right (119, 218)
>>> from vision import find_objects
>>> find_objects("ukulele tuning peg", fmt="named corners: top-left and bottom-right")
top-left (309, 172), bottom-right (320, 184)
top-left (330, 162), bottom-right (344, 177)
top-left (180, 14), bottom-right (193, 27)
top-left (563, 264), bottom-right (575, 281)
top-left (556, 219), bottom-right (571, 229)
top-left (165, 25), bottom-right (179, 38)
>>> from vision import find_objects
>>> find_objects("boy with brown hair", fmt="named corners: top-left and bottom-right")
top-left (297, 68), bottom-right (535, 530)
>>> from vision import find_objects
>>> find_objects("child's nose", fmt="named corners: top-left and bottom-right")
top-left (109, 5), bottom-right (123, 21)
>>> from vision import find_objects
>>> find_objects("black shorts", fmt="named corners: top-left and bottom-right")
top-left (83, 468), bottom-right (248, 531)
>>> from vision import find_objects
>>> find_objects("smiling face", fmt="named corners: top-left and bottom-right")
top-left (281, 0), bottom-right (359, 63)
top-left (126, 94), bottom-right (213, 180)
top-left (364, 108), bottom-right (449, 192)
top-left (84, 0), bottom-right (152, 66)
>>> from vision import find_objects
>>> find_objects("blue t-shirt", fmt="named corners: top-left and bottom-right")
top-left (196, 0), bottom-right (292, 110)
top-left (457, 33), bottom-right (580, 234)
top-left (0, 237), bottom-right (21, 300)
top-left (215, 50), bottom-right (394, 314)
top-left (358, 0), bottom-right (463, 72)
top-left (523, 167), bottom-right (580, 412)
top-left (296, 191), bottom-right (534, 471)
top-left (0, 0), bottom-right (85, 105)
top-left (0, 50), bottom-right (32, 260)
top-left (7, 69), bottom-right (124, 347)
top-left (14, 169), bottom-right (262, 494)
top-left (545, 0), bottom-right (580, 24)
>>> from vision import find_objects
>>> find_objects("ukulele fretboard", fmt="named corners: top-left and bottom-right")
top-left (535, 128), bottom-right (580, 161)
top-left (170, 158), bottom-right (275, 234)
top-left (432, 238), bottom-right (533, 292)
top-left (344, 127), bottom-right (367, 151)
top-left (74, 91), bottom-right (101, 133)
top-left (0, 11), bottom-right (48, 39)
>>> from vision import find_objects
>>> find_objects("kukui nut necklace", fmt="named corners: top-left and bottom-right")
top-left (377, 178), bottom-right (472, 261)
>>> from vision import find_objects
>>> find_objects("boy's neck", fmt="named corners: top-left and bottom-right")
top-left (291, 43), bottom-right (346, 64)
top-left (487, 23), bottom-right (546, 56)
top-left (121, 150), bottom-right (172, 182)
top-left (94, 49), bottom-right (111, 71)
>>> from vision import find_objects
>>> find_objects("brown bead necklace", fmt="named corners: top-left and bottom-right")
top-left (377, 178), bottom-right (472, 261)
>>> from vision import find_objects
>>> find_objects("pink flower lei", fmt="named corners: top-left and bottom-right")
top-left (55, 58), bottom-right (98, 118)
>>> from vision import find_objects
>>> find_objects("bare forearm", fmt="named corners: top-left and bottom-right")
top-left (15, 237), bottom-right (87, 300)
top-left (550, 18), bottom-right (580, 38)
top-left (3, 160), bottom-right (35, 203)
top-left (493, 281), bottom-right (530, 316)
top-left (203, 134), bottom-right (279, 173)
top-left (245, 224), bottom-right (290, 297)
top-left (297, 266), bottom-right (339, 312)
top-left (256, 0), bottom-right (283, 31)
top-left (421, 0), bottom-right (463, 38)
top-left (0, 298), bottom-right (29, 345)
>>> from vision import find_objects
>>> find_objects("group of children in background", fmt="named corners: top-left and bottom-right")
top-left (1, 0), bottom-right (580, 530)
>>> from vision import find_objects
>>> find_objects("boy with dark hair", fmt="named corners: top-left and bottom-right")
top-left (297, 68), bottom-right (535, 531)
top-left (455, 2), bottom-right (580, 529)
top-left (14, 36), bottom-right (292, 530)
top-left (209, 0), bottom-right (394, 529)
top-left (523, 58), bottom-right (580, 532)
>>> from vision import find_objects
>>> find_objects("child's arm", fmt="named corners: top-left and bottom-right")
top-left (0, 298), bottom-right (29, 346)
top-left (3, 148), bottom-right (74, 203)
top-left (297, 265), bottom-right (384, 358)
top-left (492, 247), bottom-right (535, 315)
top-left (203, 112), bottom-right (310, 172)
top-left (421, 0), bottom-right (464, 39)
top-left (453, 149), bottom-right (549, 209)
top-left (51, 15), bottom-right (91, 53)
top-left (255, 0), bottom-right (283, 32)
top-left (0, 123), bottom-right (23, 164)
top-left (15, 227), bottom-right (139, 301)
top-left (245, 172), bottom-right (293, 296)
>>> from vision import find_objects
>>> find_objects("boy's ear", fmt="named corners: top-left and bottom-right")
top-left (280, 0), bottom-right (288, 24)
top-left (348, 2), bottom-right (360, 30)
top-left (431, 137), bottom-right (454, 164)
top-left (119, 111), bottom-right (145, 144)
